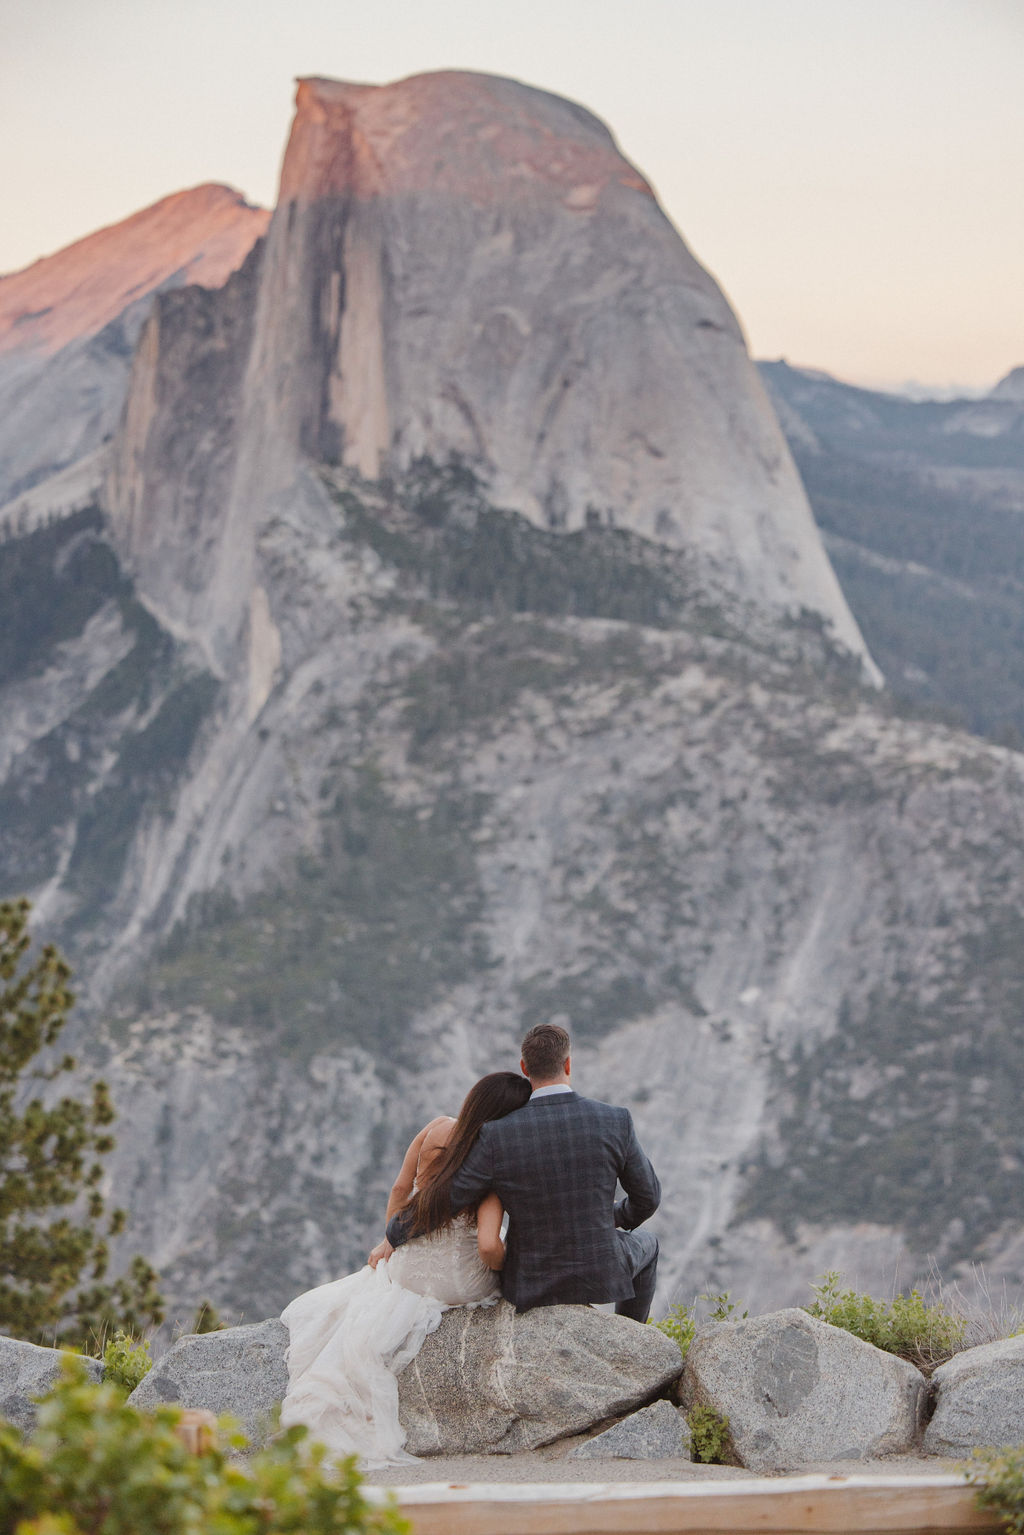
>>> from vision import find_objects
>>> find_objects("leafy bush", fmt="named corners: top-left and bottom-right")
top-left (650, 1302), bottom-right (696, 1360)
top-left (687, 1405), bottom-right (731, 1464)
top-left (0, 1360), bottom-right (407, 1535)
top-left (101, 1329), bottom-right (152, 1396)
top-left (702, 1290), bottom-right (748, 1322)
top-left (966, 1446), bottom-right (1024, 1535)
top-left (650, 1293), bottom-right (750, 1361)
top-left (805, 1270), bottom-right (966, 1371)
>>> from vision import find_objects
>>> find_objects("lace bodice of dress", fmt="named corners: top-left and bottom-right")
top-left (386, 1213), bottom-right (500, 1307)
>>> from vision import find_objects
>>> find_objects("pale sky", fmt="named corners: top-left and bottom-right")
top-left (2, 0), bottom-right (1021, 392)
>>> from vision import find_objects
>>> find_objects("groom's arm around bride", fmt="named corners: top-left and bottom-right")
top-left (445, 1023), bottom-right (661, 1322)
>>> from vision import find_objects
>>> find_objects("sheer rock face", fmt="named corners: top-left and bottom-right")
top-left (105, 71), bottom-right (876, 679)
top-left (105, 241), bottom-right (267, 675)
top-left (0, 186), bottom-right (268, 512)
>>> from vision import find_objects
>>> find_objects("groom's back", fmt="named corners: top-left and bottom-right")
top-left (452, 1091), bottom-right (659, 1310)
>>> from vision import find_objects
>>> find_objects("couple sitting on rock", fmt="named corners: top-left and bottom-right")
top-left (280, 1022), bottom-right (661, 1465)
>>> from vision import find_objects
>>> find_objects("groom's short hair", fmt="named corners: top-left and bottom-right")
top-left (521, 1023), bottom-right (571, 1080)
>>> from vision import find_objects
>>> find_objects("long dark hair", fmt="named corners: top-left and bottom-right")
top-left (403, 1071), bottom-right (531, 1238)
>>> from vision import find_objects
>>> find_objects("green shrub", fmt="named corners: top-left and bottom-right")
top-left (966, 1446), bottom-right (1024, 1535)
top-left (649, 1293), bottom-right (751, 1361)
top-left (805, 1270), bottom-right (966, 1371)
top-left (0, 1359), bottom-right (407, 1535)
top-left (688, 1404), bottom-right (731, 1464)
top-left (702, 1290), bottom-right (748, 1322)
top-left (101, 1329), bottom-right (152, 1396)
top-left (650, 1302), bottom-right (697, 1360)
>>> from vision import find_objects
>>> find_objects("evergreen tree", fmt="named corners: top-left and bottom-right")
top-left (0, 897), bottom-right (163, 1345)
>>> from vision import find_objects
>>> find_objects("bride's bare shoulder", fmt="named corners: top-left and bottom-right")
top-left (420, 1114), bottom-right (456, 1141)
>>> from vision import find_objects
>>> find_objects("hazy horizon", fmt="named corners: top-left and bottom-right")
top-left (3, 0), bottom-right (1021, 393)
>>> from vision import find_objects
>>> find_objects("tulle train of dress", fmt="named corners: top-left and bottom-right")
top-left (280, 1219), bottom-right (500, 1466)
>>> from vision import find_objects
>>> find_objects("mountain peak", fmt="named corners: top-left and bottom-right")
top-left (281, 71), bottom-right (653, 208)
top-left (0, 184), bottom-right (269, 359)
top-left (991, 365), bottom-right (1024, 403)
top-left (106, 69), bottom-right (878, 682)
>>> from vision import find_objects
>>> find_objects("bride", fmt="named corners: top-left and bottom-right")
top-left (279, 1071), bottom-right (531, 1465)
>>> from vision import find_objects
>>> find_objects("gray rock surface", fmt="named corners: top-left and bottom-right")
top-left (397, 1301), bottom-right (682, 1455)
top-left (7, 481), bottom-right (1024, 1325)
top-left (568, 1399), bottom-right (691, 1460)
top-left (924, 1335), bottom-right (1024, 1455)
top-left (0, 1336), bottom-right (102, 1434)
top-left (682, 1309), bottom-right (926, 1472)
top-left (127, 1319), bottom-right (288, 1445)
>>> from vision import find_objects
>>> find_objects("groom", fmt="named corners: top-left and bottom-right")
top-left (393, 1023), bottom-right (661, 1321)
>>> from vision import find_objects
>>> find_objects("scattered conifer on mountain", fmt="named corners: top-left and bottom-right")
top-left (0, 897), bottom-right (163, 1345)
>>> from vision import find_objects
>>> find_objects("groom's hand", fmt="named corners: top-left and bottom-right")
top-left (368, 1238), bottom-right (393, 1268)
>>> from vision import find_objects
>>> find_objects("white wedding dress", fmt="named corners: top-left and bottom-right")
top-left (280, 1215), bottom-right (500, 1466)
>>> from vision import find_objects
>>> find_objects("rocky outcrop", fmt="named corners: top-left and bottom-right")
top-left (568, 1399), bottom-right (692, 1460)
top-left (924, 1336), bottom-right (1024, 1456)
top-left (0, 1337), bottom-right (102, 1433)
top-left (117, 1307), bottom-right (684, 1460)
top-left (681, 1310), bottom-right (926, 1472)
top-left (127, 1319), bottom-right (289, 1445)
top-left (396, 1301), bottom-right (681, 1454)
top-left (104, 71), bottom-right (877, 680)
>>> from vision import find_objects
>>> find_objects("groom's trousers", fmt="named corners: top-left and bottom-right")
top-left (614, 1229), bottom-right (659, 1323)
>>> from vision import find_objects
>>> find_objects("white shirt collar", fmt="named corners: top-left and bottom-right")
top-left (531, 1083), bottom-right (574, 1097)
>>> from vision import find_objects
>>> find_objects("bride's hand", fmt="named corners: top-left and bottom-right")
top-left (368, 1238), bottom-right (393, 1269)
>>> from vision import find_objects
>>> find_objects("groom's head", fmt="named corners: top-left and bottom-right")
top-left (520, 1023), bottom-right (571, 1087)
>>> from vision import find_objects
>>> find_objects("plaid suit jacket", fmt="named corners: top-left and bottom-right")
top-left (448, 1091), bottom-right (660, 1310)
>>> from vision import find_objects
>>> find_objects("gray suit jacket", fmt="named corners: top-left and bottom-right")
top-left (447, 1091), bottom-right (660, 1311)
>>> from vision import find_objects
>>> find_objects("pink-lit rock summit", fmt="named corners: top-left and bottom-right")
top-left (0, 184), bottom-right (269, 360)
top-left (0, 185), bottom-right (268, 513)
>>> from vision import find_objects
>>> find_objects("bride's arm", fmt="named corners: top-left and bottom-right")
top-left (476, 1193), bottom-right (507, 1270)
top-left (368, 1116), bottom-right (451, 1266)
top-left (386, 1115), bottom-right (452, 1217)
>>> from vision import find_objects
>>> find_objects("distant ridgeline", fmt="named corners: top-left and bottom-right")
top-left (761, 360), bottom-right (1024, 745)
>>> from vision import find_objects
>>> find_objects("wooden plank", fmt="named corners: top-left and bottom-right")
top-left (173, 1407), bottom-right (217, 1454)
top-left (373, 1474), bottom-right (1000, 1535)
